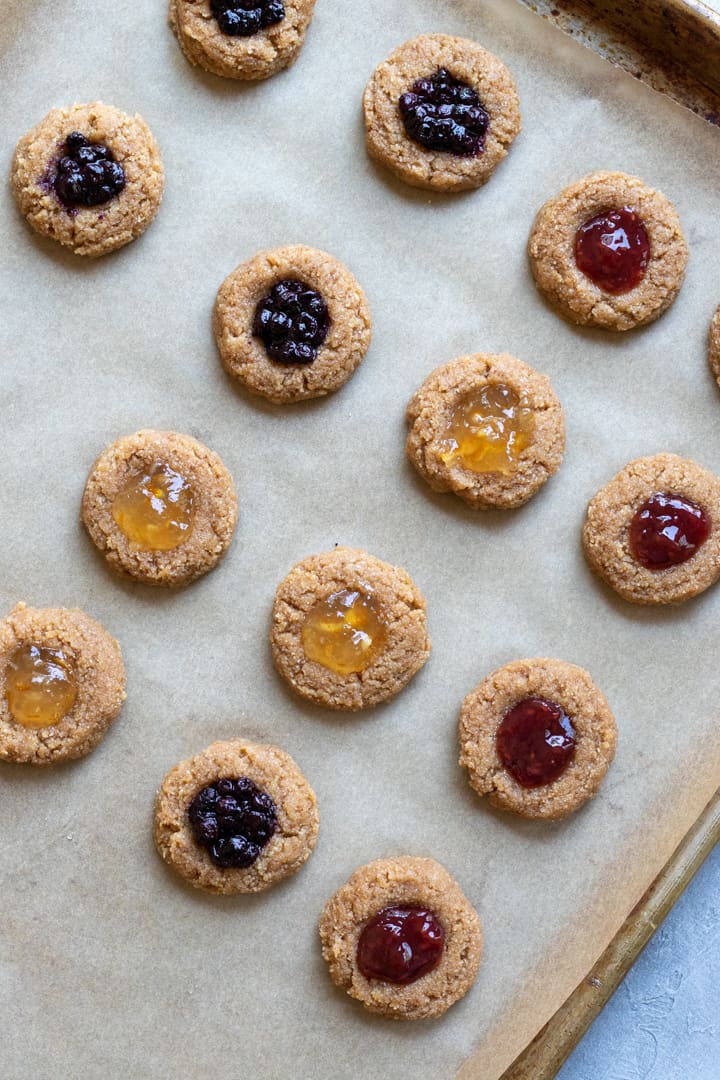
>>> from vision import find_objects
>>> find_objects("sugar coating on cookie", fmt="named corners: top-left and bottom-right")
top-left (169, 0), bottom-right (317, 80)
top-left (363, 34), bottom-right (521, 192)
top-left (459, 658), bottom-right (617, 820)
top-left (81, 430), bottom-right (237, 588)
top-left (406, 353), bottom-right (565, 509)
top-left (709, 305), bottom-right (720, 385)
top-left (154, 739), bottom-right (319, 894)
top-left (271, 547), bottom-right (430, 710)
top-left (214, 245), bottom-right (372, 404)
top-left (582, 453), bottom-right (720, 605)
top-left (10, 102), bottom-right (164, 258)
top-left (0, 603), bottom-right (125, 765)
top-left (528, 171), bottom-right (688, 331)
top-left (318, 856), bottom-right (482, 1020)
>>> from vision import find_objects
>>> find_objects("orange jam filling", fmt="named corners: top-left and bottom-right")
top-left (301, 589), bottom-right (388, 675)
top-left (5, 644), bottom-right (78, 729)
top-left (112, 461), bottom-right (194, 551)
top-left (438, 383), bottom-right (534, 475)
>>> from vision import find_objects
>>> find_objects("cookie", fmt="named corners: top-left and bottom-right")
top-left (528, 171), bottom-right (688, 331)
top-left (582, 453), bottom-right (720, 605)
top-left (363, 34), bottom-right (521, 192)
top-left (81, 429), bottom-right (238, 588)
top-left (10, 102), bottom-right (164, 258)
top-left (169, 0), bottom-right (317, 81)
top-left (214, 245), bottom-right (372, 404)
top-left (318, 856), bottom-right (482, 1020)
top-left (0, 603), bottom-right (125, 766)
top-left (271, 546), bottom-right (430, 710)
top-left (458, 658), bottom-right (617, 820)
top-left (709, 304), bottom-right (720, 385)
top-left (154, 739), bottom-right (319, 894)
top-left (405, 353), bottom-right (565, 509)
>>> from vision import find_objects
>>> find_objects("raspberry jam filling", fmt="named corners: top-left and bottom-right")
top-left (53, 132), bottom-right (125, 209)
top-left (253, 279), bottom-right (330, 364)
top-left (496, 697), bottom-right (576, 788)
top-left (629, 492), bottom-right (711, 570)
top-left (357, 906), bottom-right (445, 984)
top-left (399, 68), bottom-right (489, 157)
top-left (574, 207), bottom-right (650, 294)
top-left (210, 0), bottom-right (285, 37)
top-left (188, 777), bottom-right (278, 869)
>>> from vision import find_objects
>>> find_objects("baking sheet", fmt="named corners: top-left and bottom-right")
top-left (1, 2), bottom-right (720, 1078)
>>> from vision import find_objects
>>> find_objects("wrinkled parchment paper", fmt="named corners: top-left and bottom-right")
top-left (2, 2), bottom-right (720, 1077)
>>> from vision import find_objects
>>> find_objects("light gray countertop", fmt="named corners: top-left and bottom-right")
top-left (557, 843), bottom-right (719, 1079)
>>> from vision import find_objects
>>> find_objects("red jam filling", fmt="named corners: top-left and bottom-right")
top-left (356, 906), bottom-right (445, 985)
top-left (574, 207), bottom-right (650, 294)
top-left (629, 492), bottom-right (711, 570)
top-left (496, 697), bottom-right (576, 788)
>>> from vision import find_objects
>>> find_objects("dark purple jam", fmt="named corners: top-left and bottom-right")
top-left (398, 68), bottom-right (489, 156)
top-left (188, 777), bottom-right (278, 868)
top-left (629, 492), bottom-right (711, 570)
top-left (253, 279), bottom-right (330, 364)
top-left (53, 132), bottom-right (126, 209)
top-left (496, 697), bottom-right (576, 788)
top-left (357, 906), bottom-right (445, 984)
top-left (210, 0), bottom-right (285, 36)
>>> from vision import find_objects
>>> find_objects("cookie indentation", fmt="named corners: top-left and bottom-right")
top-left (574, 207), bottom-right (650, 294)
top-left (253, 279), bottom-right (330, 364)
top-left (301, 588), bottom-right (387, 675)
top-left (111, 461), bottom-right (195, 552)
top-left (438, 383), bottom-right (534, 476)
top-left (399, 68), bottom-right (489, 156)
top-left (188, 777), bottom-right (278, 868)
top-left (496, 697), bottom-right (576, 788)
top-left (357, 906), bottom-right (445, 985)
top-left (53, 132), bottom-right (126, 209)
top-left (5, 644), bottom-right (78, 730)
top-left (629, 492), bottom-right (711, 571)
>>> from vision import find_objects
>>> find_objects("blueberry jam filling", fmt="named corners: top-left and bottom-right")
top-left (253, 279), bottom-right (331, 364)
top-left (210, 0), bottom-right (285, 36)
top-left (53, 132), bottom-right (126, 209)
top-left (188, 777), bottom-right (278, 869)
top-left (399, 68), bottom-right (489, 156)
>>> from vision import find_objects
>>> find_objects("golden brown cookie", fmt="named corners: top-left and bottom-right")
top-left (363, 34), bottom-right (521, 192)
top-left (214, 245), bottom-right (372, 404)
top-left (709, 304), bottom-right (720, 385)
top-left (318, 856), bottom-right (482, 1020)
top-left (459, 658), bottom-right (617, 820)
top-left (10, 102), bottom-right (164, 258)
top-left (169, 0), bottom-right (317, 80)
top-left (81, 429), bottom-right (238, 588)
top-left (528, 171), bottom-right (688, 330)
top-left (271, 547), bottom-right (430, 710)
top-left (0, 603), bottom-right (125, 766)
top-left (406, 353), bottom-right (565, 509)
top-left (154, 739), bottom-right (319, 894)
top-left (582, 453), bottom-right (720, 605)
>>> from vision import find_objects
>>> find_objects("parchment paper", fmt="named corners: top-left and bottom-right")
top-left (1, 2), bottom-right (720, 1078)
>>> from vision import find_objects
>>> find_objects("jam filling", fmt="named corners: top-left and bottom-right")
top-left (111, 461), bottom-right (195, 551)
top-left (399, 68), bottom-right (489, 156)
top-left (574, 207), bottom-right (650, 294)
top-left (357, 906), bottom-right (445, 984)
top-left (53, 132), bottom-right (125, 209)
top-left (253, 279), bottom-right (330, 364)
top-left (496, 697), bottom-right (576, 788)
top-left (188, 777), bottom-right (278, 869)
top-left (438, 384), bottom-right (534, 475)
top-left (5, 643), bottom-right (78, 729)
top-left (629, 492), bottom-right (711, 570)
top-left (301, 588), bottom-right (387, 675)
top-left (210, 0), bottom-right (285, 37)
